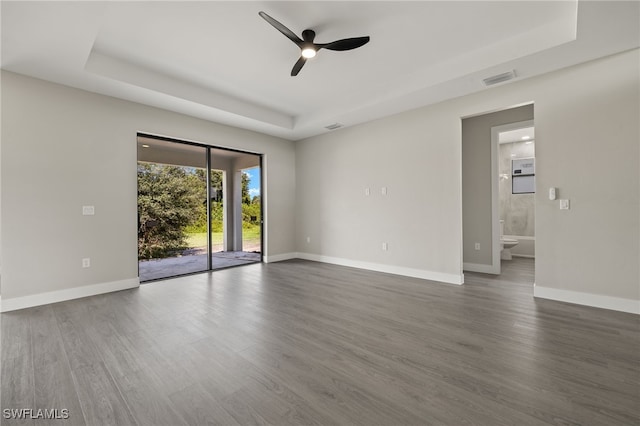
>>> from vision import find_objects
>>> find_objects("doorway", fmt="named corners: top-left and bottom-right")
top-left (461, 104), bottom-right (534, 276)
top-left (137, 135), bottom-right (263, 282)
top-left (493, 121), bottom-right (536, 276)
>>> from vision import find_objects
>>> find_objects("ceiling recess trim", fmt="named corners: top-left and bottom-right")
top-left (84, 49), bottom-right (295, 130)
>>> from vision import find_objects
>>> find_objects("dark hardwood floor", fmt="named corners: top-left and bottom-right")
top-left (2, 258), bottom-right (639, 425)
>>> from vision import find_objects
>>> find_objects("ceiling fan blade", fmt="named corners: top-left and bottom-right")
top-left (319, 36), bottom-right (370, 51)
top-left (291, 56), bottom-right (307, 76)
top-left (259, 11), bottom-right (303, 46)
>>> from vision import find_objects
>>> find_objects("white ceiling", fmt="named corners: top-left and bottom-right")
top-left (2, 1), bottom-right (638, 141)
top-left (499, 126), bottom-right (534, 144)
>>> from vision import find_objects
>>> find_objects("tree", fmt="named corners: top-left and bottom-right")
top-left (241, 172), bottom-right (260, 225)
top-left (242, 172), bottom-right (251, 205)
top-left (137, 163), bottom-right (205, 259)
top-left (209, 170), bottom-right (224, 232)
top-left (186, 169), bottom-right (224, 234)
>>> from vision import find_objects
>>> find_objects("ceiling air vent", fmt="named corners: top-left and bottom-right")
top-left (482, 70), bottom-right (517, 87)
top-left (324, 123), bottom-right (343, 131)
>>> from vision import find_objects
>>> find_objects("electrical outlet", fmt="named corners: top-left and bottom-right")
top-left (82, 205), bottom-right (95, 216)
top-left (306, 236), bottom-right (311, 243)
top-left (381, 186), bottom-right (387, 195)
top-left (382, 242), bottom-right (388, 251)
top-left (365, 187), bottom-right (370, 196)
top-left (475, 243), bottom-right (481, 250)
top-left (559, 199), bottom-right (570, 210)
top-left (82, 258), bottom-right (91, 268)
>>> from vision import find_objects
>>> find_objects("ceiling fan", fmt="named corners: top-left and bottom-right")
top-left (259, 11), bottom-right (370, 76)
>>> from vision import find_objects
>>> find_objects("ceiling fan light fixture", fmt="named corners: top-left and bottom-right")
top-left (301, 47), bottom-right (316, 59)
top-left (258, 11), bottom-right (370, 76)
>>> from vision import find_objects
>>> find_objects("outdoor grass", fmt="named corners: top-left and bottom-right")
top-left (186, 224), bottom-right (261, 248)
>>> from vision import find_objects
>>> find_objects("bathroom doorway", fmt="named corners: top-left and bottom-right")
top-left (492, 120), bottom-right (536, 277)
top-left (461, 104), bottom-right (534, 277)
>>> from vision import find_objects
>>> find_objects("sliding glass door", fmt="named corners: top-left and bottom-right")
top-left (137, 135), bottom-right (262, 282)
top-left (137, 138), bottom-right (208, 280)
top-left (209, 149), bottom-right (262, 269)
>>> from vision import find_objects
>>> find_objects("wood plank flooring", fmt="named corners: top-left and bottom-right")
top-left (2, 258), bottom-right (639, 425)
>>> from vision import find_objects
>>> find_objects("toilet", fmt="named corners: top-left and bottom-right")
top-left (500, 220), bottom-right (519, 260)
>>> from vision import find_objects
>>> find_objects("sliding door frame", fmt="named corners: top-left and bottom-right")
top-left (137, 132), bottom-right (264, 281)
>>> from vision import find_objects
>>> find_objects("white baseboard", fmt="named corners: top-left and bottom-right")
top-left (463, 262), bottom-right (499, 274)
top-left (297, 252), bottom-right (463, 285)
top-left (0, 278), bottom-right (140, 313)
top-left (263, 252), bottom-right (298, 263)
top-left (534, 284), bottom-right (639, 314)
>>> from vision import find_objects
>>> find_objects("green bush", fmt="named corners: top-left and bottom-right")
top-left (138, 165), bottom-right (259, 259)
top-left (137, 163), bottom-right (205, 259)
top-left (242, 200), bottom-right (261, 224)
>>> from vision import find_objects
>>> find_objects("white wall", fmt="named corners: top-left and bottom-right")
top-left (533, 50), bottom-right (639, 312)
top-left (296, 49), bottom-right (639, 312)
top-left (295, 101), bottom-right (464, 284)
top-left (0, 71), bottom-right (295, 309)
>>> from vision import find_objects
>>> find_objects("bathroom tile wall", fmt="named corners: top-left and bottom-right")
top-left (499, 141), bottom-right (535, 236)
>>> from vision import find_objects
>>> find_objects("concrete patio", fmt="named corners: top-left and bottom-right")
top-left (139, 244), bottom-right (261, 281)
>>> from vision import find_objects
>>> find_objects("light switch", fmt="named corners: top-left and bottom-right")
top-left (365, 187), bottom-right (370, 196)
top-left (559, 199), bottom-right (570, 210)
top-left (381, 187), bottom-right (387, 195)
top-left (82, 205), bottom-right (95, 215)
